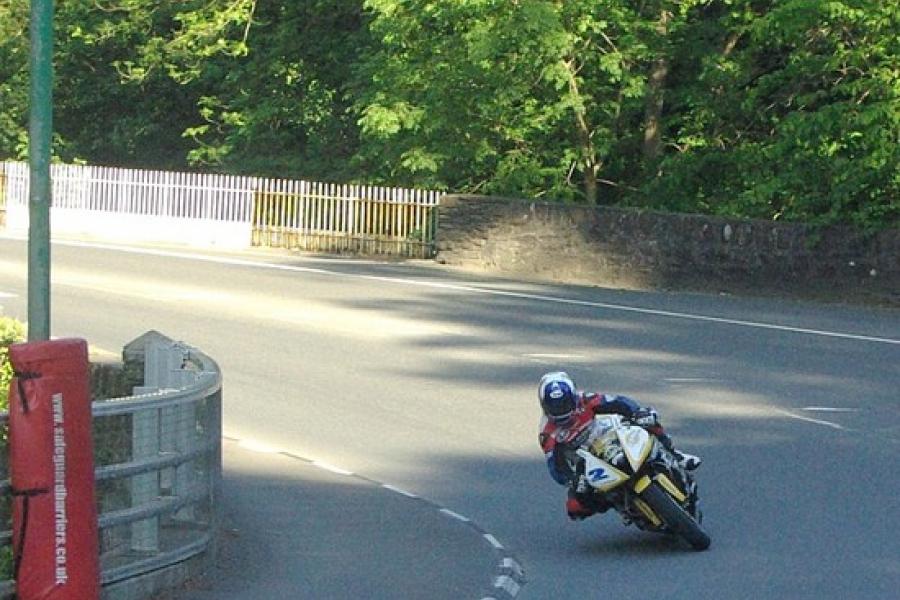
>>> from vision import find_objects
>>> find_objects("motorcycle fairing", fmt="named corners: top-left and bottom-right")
top-left (576, 449), bottom-right (630, 492)
top-left (616, 425), bottom-right (652, 472)
top-left (632, 473), bottom-right (691, 530)
top-left (635, 472), bottom-right (688, 503)
top-left (654, 473), bottom-right (687, 503)
top-left (633, 498), bottom-right (663, 527)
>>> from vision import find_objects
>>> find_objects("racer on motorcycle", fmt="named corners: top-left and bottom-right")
top-left (538, 371), bottom-right (702, 521)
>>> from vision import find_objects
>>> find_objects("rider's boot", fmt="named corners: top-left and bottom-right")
top-left (674, 450), bottom-right (702, 471)
top-left (657, 432), bottom-right (702, 470)
top-left (566, 475), bottom-right (612, 520)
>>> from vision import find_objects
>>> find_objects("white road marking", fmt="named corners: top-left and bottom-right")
top-left (500, 558), bottom-right (525, 577)
top-left (382, 484), bottom-right (418, 499)
top-left (494, 575), bottom-right (521, 596)
top-left (775, 409), bottom-right (847, 431)
top-left (311, 461), bottom-right (354, 476)
top-left (802, 407), bottom-right (859, 412)
top-left (440, 508), bottom-right (471, 522)
top-left (0, 259), bottom-right (469, 340)
top-left (35, 238), bottom-right (900, 346)
top-left (237, 439), bottom-right (280, 454)
top-left (214, 432), bottom-right (526, 596)
top-left (0, 291), bottom-right (17, 298)
top-left (522, 353), bottom-right (586, 359)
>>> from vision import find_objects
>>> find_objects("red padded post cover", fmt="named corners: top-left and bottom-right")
top-left (8, 339), bottom-right (100, 600)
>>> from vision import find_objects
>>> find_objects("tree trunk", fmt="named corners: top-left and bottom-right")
top-left (583, 166), bottom-right (599, 205)
top-left (564, 58), bottom-right (601, 205)
top-left (643, 10), bottom-right (671, 164)
top-left (642, 57), bottom-right (668, 162)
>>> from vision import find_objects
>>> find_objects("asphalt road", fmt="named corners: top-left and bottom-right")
top-left (1, 235), bottom-right (898, 599)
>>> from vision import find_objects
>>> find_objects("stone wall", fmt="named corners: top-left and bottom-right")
top-left (434, 194), bottom-right (899, 305)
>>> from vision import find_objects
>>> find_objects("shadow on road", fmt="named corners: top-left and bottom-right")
top-left (138, 252), bottom-right (898, 599)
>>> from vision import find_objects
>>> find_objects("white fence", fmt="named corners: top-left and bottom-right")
top-left (0, 161), bottom-right (443, 257)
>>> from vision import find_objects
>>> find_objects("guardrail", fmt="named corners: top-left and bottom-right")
top-left (0, 331), bottom-right (222, 599)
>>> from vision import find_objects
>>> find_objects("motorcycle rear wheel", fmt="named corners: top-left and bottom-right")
top-left (640, 482), bottom-right (711, 551)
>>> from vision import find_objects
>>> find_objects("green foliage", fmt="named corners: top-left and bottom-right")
top-left (0, 315), bottom-right (25, 412)
top-left (0, 314), bottom-right (22, 582)
top-left (0, 546), bottom-right (10, 581)
top-left (181, 1), bottom-right (372, 179)
top-left (0, 0), bottom-right (895, 230)
top-left (0, 0), bottom-right (29, 159)
top-left (645, 0), bottom-right (899, 230)
top-left (356, 0), bottom-right (673, 203)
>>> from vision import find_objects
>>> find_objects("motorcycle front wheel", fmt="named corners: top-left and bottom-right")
top-left (640, 482), bottom-right (711, 551)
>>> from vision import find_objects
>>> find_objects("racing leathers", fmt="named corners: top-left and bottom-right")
top-left (539, 391), bottom-right (698, 520)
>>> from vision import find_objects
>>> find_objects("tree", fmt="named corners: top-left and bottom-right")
top-left (52, 1), bottom-right (203, 167)
top-left (50, 0), bottom-right (367, 180)
top-left (1, 0), bottom-right (894, 229)
top-left (179, 1), bottom-right (371, 180)
top-left (0, 0), bottom-right (30, 159)
top-left (357, 0), bottom-right (673, 204)
top-left (647, 0), bottom-right (899, 230)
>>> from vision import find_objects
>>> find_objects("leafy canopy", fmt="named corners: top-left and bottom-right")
top-left (0, 0), bottom-right (895, 229)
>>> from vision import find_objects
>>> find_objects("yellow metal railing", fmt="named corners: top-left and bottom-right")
top-left (251, 183), bottom-right (440, 258)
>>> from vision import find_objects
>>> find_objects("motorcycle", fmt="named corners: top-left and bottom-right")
top-left (563, 413), bottom-right (710, 551)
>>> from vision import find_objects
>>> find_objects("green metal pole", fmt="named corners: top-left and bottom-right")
top-left (28, 0), bottom-right (54, 341)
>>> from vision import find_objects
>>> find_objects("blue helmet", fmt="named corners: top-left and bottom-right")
top-left (538, 371), bottom-right (577, 425)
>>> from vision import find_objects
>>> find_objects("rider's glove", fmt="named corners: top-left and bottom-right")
top-left (632, 408), bottom-right (659, 428)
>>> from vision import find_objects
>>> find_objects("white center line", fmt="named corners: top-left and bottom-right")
top-left (775, 409), bottom-right (847, 431)
top-left (23, 239), bottom-right (900, 346)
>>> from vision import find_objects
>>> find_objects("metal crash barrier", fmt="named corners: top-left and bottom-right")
top-left (0, 331), bottom-right (222, 598)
